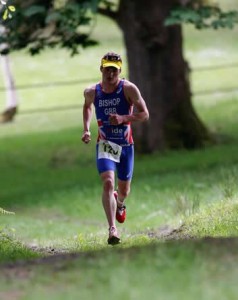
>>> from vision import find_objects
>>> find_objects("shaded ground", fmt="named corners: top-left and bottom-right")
top-left (1, 232), bottom-right (238, 300)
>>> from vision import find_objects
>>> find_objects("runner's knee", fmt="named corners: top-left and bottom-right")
top-left (103, 177), bottom-right (114, 193)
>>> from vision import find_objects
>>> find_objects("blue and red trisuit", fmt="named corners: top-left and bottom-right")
top-left (94, 79), bottom-right (134, 181)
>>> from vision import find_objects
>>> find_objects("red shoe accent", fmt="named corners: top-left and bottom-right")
top-left (114, 191), bottom-right (126, 223)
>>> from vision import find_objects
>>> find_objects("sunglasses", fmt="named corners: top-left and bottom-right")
top-left (103, 55), bottom-right (122, 62)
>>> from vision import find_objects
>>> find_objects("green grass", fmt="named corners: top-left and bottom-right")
top-left (185, 199), bottom-right (238, 237)
top-left (0, 231), bottom-right (40, 263)
top-left (1, 1), bottom-right (238, 298)
top-left (1, 239), bottom-right (238, 300)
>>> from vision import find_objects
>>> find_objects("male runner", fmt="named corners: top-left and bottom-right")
top-left (82, 52), bottom-right (149, 245)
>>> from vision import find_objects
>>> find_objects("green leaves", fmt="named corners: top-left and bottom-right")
top-left (1, 0), bottom-right (16, 21)
top-left (165, 5), bottom-right (238, 30)
top-left (1, 0), bottom-right (99, 56)
top-left (23, 5), bottom-right (46, 17)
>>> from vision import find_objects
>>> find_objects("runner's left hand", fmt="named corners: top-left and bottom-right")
top-left (109, 114), bottom-right (124, 125)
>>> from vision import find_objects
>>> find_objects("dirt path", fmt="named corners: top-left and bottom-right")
top-left (3, 221), bottom-right (238, 277)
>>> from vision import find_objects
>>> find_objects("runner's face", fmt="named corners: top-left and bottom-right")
top-left (102, 67), bottom-right (120, 84)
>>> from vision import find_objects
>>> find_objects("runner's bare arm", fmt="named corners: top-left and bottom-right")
top-left (109, 81), bottom-right (149, 125)
top-left (82, 86), bottom-right (95, 143)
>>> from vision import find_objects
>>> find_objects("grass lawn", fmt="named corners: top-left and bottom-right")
top-left (1, 238), bottom-right (238, 300)
top-left (1, 1), bottom-right (238, 299)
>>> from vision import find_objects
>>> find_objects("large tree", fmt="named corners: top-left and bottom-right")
top-left (1, 0), bottom-right (237, 152)
top-left (116, 0), bottom-right (206, 152)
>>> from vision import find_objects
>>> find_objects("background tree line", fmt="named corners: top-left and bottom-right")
top-left (1, 0), bottom-right (238, 152)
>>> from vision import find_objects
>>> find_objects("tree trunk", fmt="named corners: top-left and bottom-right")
top-left (117, 0), bottom-right (211, 153)
top-left (0, 55), bottom-right (18, 123)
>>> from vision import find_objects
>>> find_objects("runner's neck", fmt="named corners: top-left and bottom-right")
top-left (101, 79), bottom-right (121, 94)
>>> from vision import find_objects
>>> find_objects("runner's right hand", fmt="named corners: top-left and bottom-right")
top-left (82, 131), bottom-right (91, 144)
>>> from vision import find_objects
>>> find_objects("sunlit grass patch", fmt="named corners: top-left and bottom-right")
top-left (184, 197), bottom-right (238, 237)
top-left (0, 230), bottom-right (40, 263)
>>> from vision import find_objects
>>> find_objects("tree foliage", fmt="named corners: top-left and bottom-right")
top-left (0, 0), bottom-right (101, 55)
top-left (165, 2), bottom-right (238, 29)
top-left (1, 0), bottom-right (236, 56)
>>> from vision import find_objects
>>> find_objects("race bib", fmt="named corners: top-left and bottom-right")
top-left (98, 140), bottom-right (122, 162)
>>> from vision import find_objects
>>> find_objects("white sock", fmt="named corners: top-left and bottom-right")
top-left (117, 198), bottom-right (125, 208)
